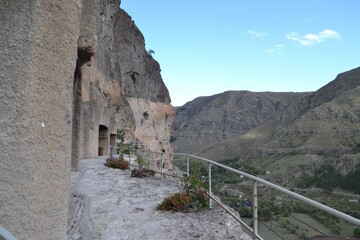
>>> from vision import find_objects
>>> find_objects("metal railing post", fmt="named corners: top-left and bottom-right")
top-left (209, 163), bottom-right (213, 208)
top-left (186, 155), bottom-right (190, 177)
top-left (160, 152), bottom-right (164, 180)
top-left (129, 146), bottom-right (133, 162)
top-left (253, 180), bottom-right (259, 237)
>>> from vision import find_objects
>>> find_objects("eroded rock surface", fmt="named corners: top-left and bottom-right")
top-left (75, 0), bottom-right (175, 171)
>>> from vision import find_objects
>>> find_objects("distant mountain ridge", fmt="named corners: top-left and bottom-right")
top-left (192, 66), bottom-right (360, 186)
top-left (172, 90), bottom-right (311, 153)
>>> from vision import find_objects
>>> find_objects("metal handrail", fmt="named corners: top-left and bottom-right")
top-left (0, 225), bottom-right (17, 240)
top-left (175, 153), bottom-right (360, 227)
top-left (109, 148), bottom-right (360, 238)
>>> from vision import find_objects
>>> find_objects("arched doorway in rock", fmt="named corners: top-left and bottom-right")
top-left (99, 125), bottom-right (109, 156)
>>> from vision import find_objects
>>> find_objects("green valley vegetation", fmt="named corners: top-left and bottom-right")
top-left (298, 164), bottom-right (360, 193)
top-left (207, 159), bottom-right (360, 238)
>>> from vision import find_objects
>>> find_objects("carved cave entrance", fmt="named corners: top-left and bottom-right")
top-left (110, 134), bottom-right (116, 147)
top-left (110, 134), bottom-right (117, 155)
top-left (98, 125), bottom-right (109, 156)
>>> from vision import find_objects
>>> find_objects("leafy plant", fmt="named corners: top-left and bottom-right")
top-left (191, 186), bottom-right (209, 210)
top-left (182, 175), bottom-right (204, 194)
top-left (354, 227), bottom-right (360, 237)
top-left (122, 143), bottom-right (137, 154)
top-left (116, 129), bottom-right (125, 158)
top-left (135, 154), bottom-right (147, 167)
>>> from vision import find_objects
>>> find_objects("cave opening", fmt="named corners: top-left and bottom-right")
top-left (110, 134), bottom-right (117, 147)
top-left (98, 125), bottom-right (109, 156)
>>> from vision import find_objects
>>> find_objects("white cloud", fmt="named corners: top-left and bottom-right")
top-left (244, 29), bottom-right (267, 39)
top-left (286, 29), bottom-right (341, 46)
top-left (300, 17), bottom-right (311, 24)
top-left (319, 29), bottom-right (341, 39)
top-left (266, 44), bottom-right (284, 53)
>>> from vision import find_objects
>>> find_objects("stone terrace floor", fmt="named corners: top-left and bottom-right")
top-left (68, 157), bottom-right (252, 240)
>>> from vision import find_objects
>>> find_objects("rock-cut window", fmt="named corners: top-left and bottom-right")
top-left (143, 111), bottom-right (149, 120)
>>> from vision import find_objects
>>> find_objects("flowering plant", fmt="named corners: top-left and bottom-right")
top-left (104, 158), bottom-right (129, 170)
top-left (157, 175), bottom-right (209, 212)
top-left (131, 166), bottom-right (155, 178)
top-left (157, 191), bottom-right (192, 212)
top-left (118, 159), bottom-right (129, 169)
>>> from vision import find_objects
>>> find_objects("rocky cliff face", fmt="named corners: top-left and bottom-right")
top-left (172, 91), bottom-right (310, 153)
top-left (76, 0), bottom-right (175, 170)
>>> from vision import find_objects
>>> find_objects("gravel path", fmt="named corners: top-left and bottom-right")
top-left (68, 157), bottom-right (252, 240)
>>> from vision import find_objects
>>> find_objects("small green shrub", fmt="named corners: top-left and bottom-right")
top-left (135, 154), bottom-right (147, 167)
top-left (354, 227), bottom-right (360, 237)
top-left (182, 175), bottom-right (204, 194)
top-left (191, 187), bottom-right (209, 210)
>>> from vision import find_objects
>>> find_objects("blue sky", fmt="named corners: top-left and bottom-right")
top-left (121, 1), bottom-right (360, 106)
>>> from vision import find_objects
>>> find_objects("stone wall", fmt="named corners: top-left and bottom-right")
top-left (0, 0), bottom-right (81, 239)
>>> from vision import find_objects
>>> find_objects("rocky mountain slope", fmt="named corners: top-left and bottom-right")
top-left (172, 91), bottom-right (310, 153)
top-left (196, 66), bottom-right (360, 186)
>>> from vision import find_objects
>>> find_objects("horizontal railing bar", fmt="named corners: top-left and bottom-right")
top-left (172, 153), bottom-right (360, 227)
top-left (126, 162), bottom-right (183, 179)
top-left (0, 225), bottom-right (16, 240)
